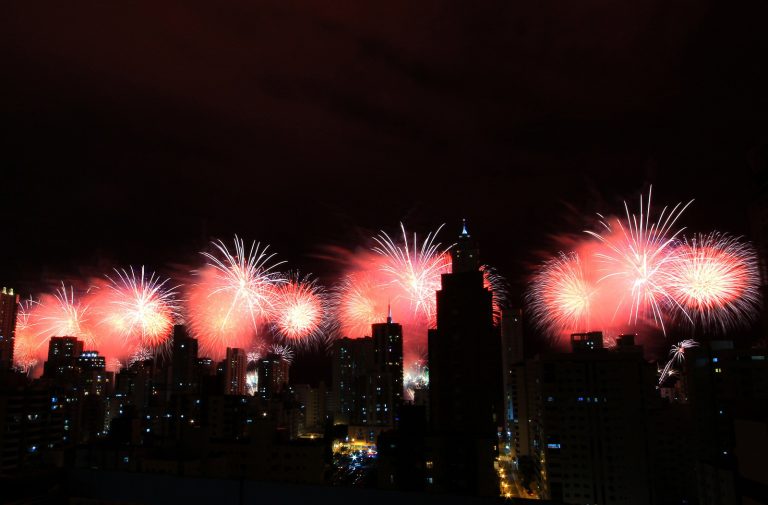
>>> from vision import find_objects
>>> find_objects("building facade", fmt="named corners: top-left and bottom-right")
top-left (527, 333), bottom-right (653, 505)
top-left (427, 223), bottom-right (502, 496)
top-left (0, 288), bottom-right (20, 370)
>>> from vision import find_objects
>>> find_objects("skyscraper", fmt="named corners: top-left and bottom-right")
top-left (77, 350), bottom-right (110, 396)
top-left (223, 347), bottom-right (247, 396)
top-left (257, 352), bottom-right (289, 400)
top-left (427, 221), bottom-right (501, 496)
top-left (331, 336), bottom-right (374, 424)
top-left (526, 333), bottom-right (653, 505)
top-left (294, 383), bottom-right (328, 434)
top-left (171, 325), bottom-right (198, 392)
top-left (371, 309), bottom-right (404, 427)
top-left (685, 340), bottom-right (768, 504)
top-left (0, 287), bottom-right (19, 370)
top-left (500, 308), bottom-right (530, 463)
top-left (43, 336), bottom-right (84, 379)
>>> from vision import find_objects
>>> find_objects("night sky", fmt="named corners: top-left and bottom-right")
top-left (4, 1), bottom-right (768, 304)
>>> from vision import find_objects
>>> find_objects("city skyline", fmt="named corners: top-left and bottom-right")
top-left (4, 2), bottom-right (767, 503)
top-left (1, 213), bottom-right (766, 504)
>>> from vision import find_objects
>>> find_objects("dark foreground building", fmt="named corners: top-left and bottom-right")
top-left (526, 332), bottom-right (654, 505)
top-left (0, 288), bottom-right (19, 371)
top-left (427, 223), bottom-right (503, 496)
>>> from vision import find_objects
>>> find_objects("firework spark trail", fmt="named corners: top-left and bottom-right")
top-left (247, 350), bottom-right (263, 365)
top-left (99, 266), bottom-right (179, 350)
top-left (128, 347), bottom-right (153, 367)
top-left (269, 343), bottom-right (295, 364)
top-left (658, 339), bottom-right (698, 386)
top-left (13, 297), bottom-right (40, 373)
top-left (481, 264), bottom-right (508, 325)
top-left (202, 236), bottom-right (286, 328)
top-left (186, 236), bottom-right (286, 359)
top-left (33, 283), bottom-right (96, 349)
top-left (585, 188), bottom-right (694, 334)
top-left (271, 274), bottom-right (328, 348)
top-left (333, 270), bottom-right (391, 339)
top-left (373, 223), bottom-right (452, 326)
top-left (527, 252), bottom-right (597, 337)
top-left (662, 233), bottom-right (760, 332)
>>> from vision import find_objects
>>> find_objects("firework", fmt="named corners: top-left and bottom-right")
top-left (527, 252), bottom-right (596, 337)
top-left (246, 370), bottom-right (259, 395)
top-left (585, 189), bottom-right (693, 334)
top-left (523, 189), bottom-right (751, 343)
top-left (106, 358), bottom-right (123, 372)
top-left (271, 274), bottom-right (328, 347)
top-left (481, 264), bottom-right (508, 325)
top-left (247, 350), bottom-right (262, 365)
top-left (373, 223), bottom-right (452, 325)
top-left (333, 271), bottom-right (390, 338)
top-left (13, 283), bottom-right (97, 376)
top-left (186, 236), bottom-right (286, 359)
top-left (33, 283), bottom-right (96, 348)
top-left (128, 347), bottom-right (154, 367)
top-left (98, 266), bottom-right (178, 351)
top-left (663, 233), bottom-right (760, 332)
top-left (269, 343), bottom-right (295, 364)
top-left (658, 339), bottom-right (698, 386)
top-left (404, 356), bottom-right (429, 401)
top-left (13, 298), bottom-right (40, 373)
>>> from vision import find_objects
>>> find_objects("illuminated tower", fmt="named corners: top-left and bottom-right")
top-left (371, 308), bottom-right (404, 426)
top-left (427, 220), bottom-right (502, 496)
top-left (452, 219), bottom-right (480, 273)
top-left (223, 347), bottom-right (247, 396)
top-left (77, 350), bottom-right (110, 396)
top-left (0, 287), bottom-right (19, 370)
